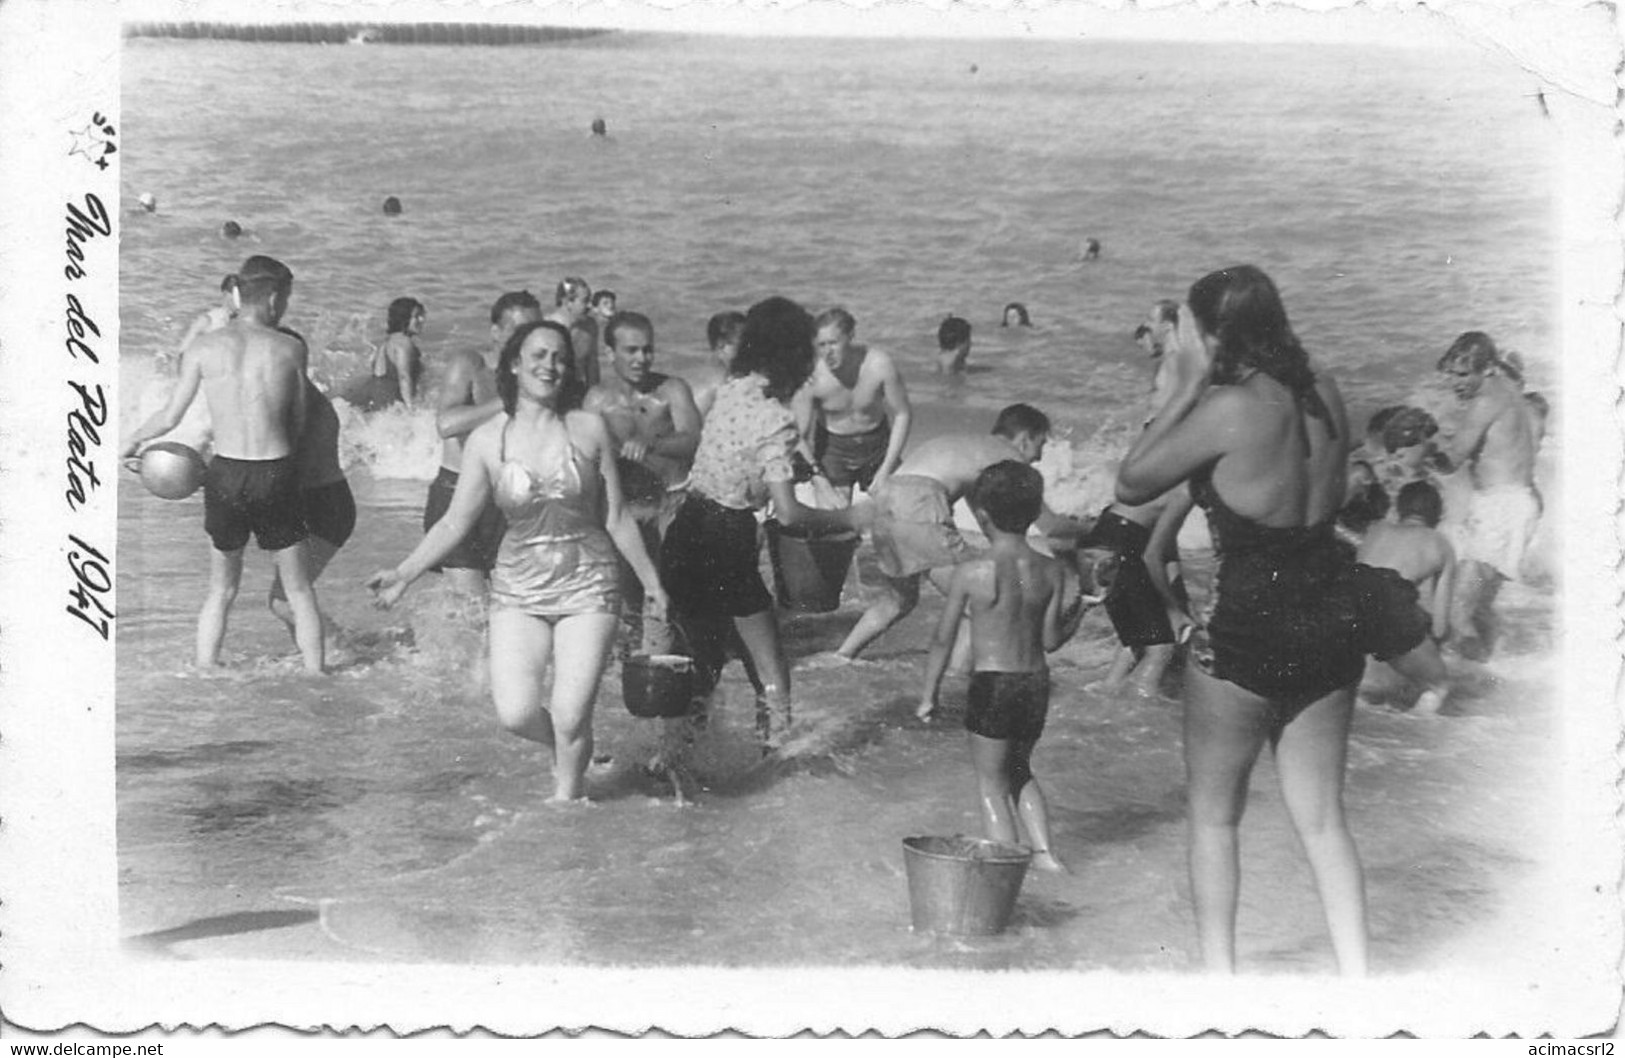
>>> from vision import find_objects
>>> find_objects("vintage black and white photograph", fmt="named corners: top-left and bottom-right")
top-left (1, 0), bottom-right (1619, 1038)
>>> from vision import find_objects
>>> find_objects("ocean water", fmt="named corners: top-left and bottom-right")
top-left (115, 33), bottom-right (1562, 970)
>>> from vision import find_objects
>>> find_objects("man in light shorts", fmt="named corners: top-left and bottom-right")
top-left (1435, 331), bottom-right (1541, 660)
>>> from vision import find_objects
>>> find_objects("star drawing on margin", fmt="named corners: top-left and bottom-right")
top-left (69, 122), bottom-right (113, 168)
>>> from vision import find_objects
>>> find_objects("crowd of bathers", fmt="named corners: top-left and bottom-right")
top-left (124, 256), bottom-right (1547, 974)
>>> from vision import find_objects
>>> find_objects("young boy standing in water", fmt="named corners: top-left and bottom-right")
top-left (918, 461), bottom-right (1089, 873)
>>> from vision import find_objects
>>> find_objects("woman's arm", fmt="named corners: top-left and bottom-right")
top-left (367, 425), bottom-right (498, 604)
top-left (1143, 486), bottom-right (1196, 639)
top-left (584, 412), bottom-right (667, 603)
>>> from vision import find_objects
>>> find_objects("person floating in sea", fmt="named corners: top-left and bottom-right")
top-left (791, 307), bottom-right (913, 505)
top-left (936, 315), bottom-right (972, 375)
top-left (344, 296), bottom-right (425, 411)
top-left (692, 310), bottom-right (745, 419)
top-left (268, 374), bottom-right (355, 660)
top-left (585, 310), bottom-right (702, 652)
top-left (1134, 299), bottom-right (1179, 411)
top-left (830, 403), bottom-right (1090, 664)
top-left (1001, 302), bottom-right (1032, 328)
top-left (918, 460), bottom-right (1091, 873)
top-left (121, 255), bottom-right (325, 674)
top-left (1433, 331), bottom-right (1541, 660)
top-left (425, 291), bottom-right (543, 596)
top-left (549, 277), bottom-right (601, 389)
top-left (1116, 265), bottom-right (1438, 976)
top-left (1355, 480), bottom-right (1456, 716)
top-left (657, 297), bottom-right (870, 746)
top-left (590, 289), bottom-right (617, 328)
top-left (368, 320), bottom-right (666, 803)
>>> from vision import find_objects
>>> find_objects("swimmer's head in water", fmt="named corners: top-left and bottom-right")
top-left (992, 402), bottom-right (1050, 463)
top-left (382, 196), bottom-right (403, 215)
top-left (591, 290), bottom-right (617, 318)
top-left (1002, 302), bottom-right (1031, 328)
top-left (969, 459), bottom-right (1044, 535)
top-left (937, 315), bottom-right (971, 352)
top-left (735, 296), bottom-right (817, 402)
top-left (225, 255), bottom-right (293, 319)
top-left (707, 310), bottom-right (746, 358)
top-left (497, 319), bottom-right (583, 415)
top-left (1396, 480), bottom-right (1443, 527)
top-left (591, 117), bottom-right (607, 136)
top-left (221, 220), bottom-right (243, 239)
top-left (387, 297), bottom-right (425, 335)
top-left (1083, 238), bottom-right (1101, 260)
top-left (138, 193), bottom-right (157, 212)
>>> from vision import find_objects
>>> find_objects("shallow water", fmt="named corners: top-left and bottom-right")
top-left (116, 31), bottom-right (1562, 971)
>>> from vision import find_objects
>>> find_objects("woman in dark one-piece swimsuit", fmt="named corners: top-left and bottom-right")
top-left (1117, 266), bottom-right (1431, 977)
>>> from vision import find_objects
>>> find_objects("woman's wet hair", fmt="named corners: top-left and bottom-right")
top-left (732, 296), bottom-right (818, 402)
top-left (1187, 265), bottom-right (1332, 431)
top-left (224, 255), bottom-right (292, 304)
top-left (496, 319), bottom-right (584, 415)
top-left (1002, 302), bottom-right (1032, 327)
top-left (386, 297), bottom-right (425, 334)
top-left (969, 460), bottom-right (1044, 533)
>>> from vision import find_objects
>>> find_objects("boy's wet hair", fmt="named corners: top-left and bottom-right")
top-left (386, 296), bottom-right (424, 334)
top-left (605, 310), bottom-right (653, 350)
top-left (992, 402), bottom-right (1050, 441)
top-left (1395, 480), bottom-right (1443, 527)
top-left (1380, 407), bottom-right (1439, 453)
top-left (815, 307), bottom-right (856, 336)
top-left (937, 315), bottom-right (971, 350)
top-left (707, 311), bottom-right (746, 350)
top-left (490, 289), bottom-right (542, 325)
top-left (969, 460), bottom-right (1044, 534)
top-left (592, 289), bottom-right (616, 309)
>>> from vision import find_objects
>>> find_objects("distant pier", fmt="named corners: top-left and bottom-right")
top-left (121, 22), bottom-right (615, 46)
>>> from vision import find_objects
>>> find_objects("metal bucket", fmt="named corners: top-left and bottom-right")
top-left (621, 654), bottom-right (695, 719)
top-left (767, 522), bottom-right (860, 614)
top-left (902, 836), bottom-right (1032, 935)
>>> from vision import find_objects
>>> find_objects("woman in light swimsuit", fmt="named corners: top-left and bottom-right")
top-left (1118, 265), bottom-right (1430, 976)
top-left (370, 320), bottom-right (665, 802)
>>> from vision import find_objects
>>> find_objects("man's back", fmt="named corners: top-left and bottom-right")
top-left (893, 434), bottom-right (1020, 500)
top-left (1358, 521), bottom-right (1451, 587)
top-left (193, 321), bottom-right (305, 460)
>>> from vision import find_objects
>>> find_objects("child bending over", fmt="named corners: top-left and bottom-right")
top-left (918, 460), bottom-right (1091, 873)
top-left (1357, 480), bottom-right (1456, 715)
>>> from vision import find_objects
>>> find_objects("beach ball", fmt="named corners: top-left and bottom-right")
top-left (137, 441), bottom-right (207, 500)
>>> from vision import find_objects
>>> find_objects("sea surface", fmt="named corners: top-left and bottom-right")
top-left (115, 32), bottom-right (1563, 973)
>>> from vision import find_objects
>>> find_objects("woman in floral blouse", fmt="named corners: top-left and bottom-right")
top-left (660, 296), bottom-right (866, 744)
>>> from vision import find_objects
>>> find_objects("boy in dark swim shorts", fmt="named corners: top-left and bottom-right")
top-left (918, 461), bottom-right (1093, 874)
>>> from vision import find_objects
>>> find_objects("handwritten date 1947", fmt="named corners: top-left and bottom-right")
top-left (67, 534), bottom-right (114, 640)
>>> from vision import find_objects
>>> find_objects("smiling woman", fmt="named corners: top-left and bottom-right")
top-left (366, 319), bottom-right (667, 802)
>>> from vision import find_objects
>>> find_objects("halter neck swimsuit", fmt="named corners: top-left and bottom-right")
top-left (488, 421), bottom-right (621, 618)
top-left (1190, 462), bottom-right (1427, 709)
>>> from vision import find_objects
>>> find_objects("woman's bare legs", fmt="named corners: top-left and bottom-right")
top-left (545, 612), bottom-right (619, 802)
top-left (1274, 684), bottom-right (1369, 976)
top-left (1182, 662), bottom-right (1269, 973)
top-left (733, 608), bottom-right (791, 742)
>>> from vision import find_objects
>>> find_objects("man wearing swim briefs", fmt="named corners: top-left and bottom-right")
top-left (1434, 331), bottom-right (1541, 660)
top-left (120, 255), bottom-right (324, 674)
top-left (792, 307), bottom-right (912, 504)
top-left (832, 403), bottom-right (1091, 662)
top-left (585, 310), bottom-right (702, 652)
top-left (427, 291), bottom-right (542, 595)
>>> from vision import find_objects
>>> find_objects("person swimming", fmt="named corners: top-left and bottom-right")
top-left (343, 297), bottom-right (426, 411)
top-left (382, 195), bottom-right (403, 215)
top-left (1001, 302), bottom-right (1032, 328)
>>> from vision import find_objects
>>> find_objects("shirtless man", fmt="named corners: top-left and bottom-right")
top-left (548, 276), bottom-right (600, 388)
top-left (834, 403), bottom-right (1091, 661)
top-left (425, 290), bottom-right (542, 595)
top-left (692, 310), bottom-right (745, 418)
top-left (585, 311), bottom-right (702, 650)
top-left (1134, 299), bottom-right (1179, 412)
top-left (121, 255), bottom-right (323, 674)
top-left (792, 308), bottom-right (912, 503)
top-left (936, 315), bottom-right (972, 375)
top-left (1434, 331), bottom-right (1540, 659)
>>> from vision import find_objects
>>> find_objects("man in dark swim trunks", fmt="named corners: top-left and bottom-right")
top-left (121, 255), bottom-right (324, 674)
top-left (792, 307), bottom-right (912, 504)
top-left (427, 291), bottom-right (542, 595)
